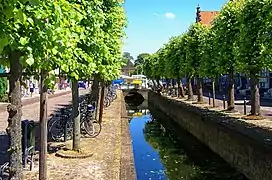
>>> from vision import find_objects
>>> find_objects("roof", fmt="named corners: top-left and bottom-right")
top-left (199, 11), bottom-right (219, 26)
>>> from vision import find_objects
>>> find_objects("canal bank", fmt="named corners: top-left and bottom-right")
top-left (148, 91), bottom-right (272, 180)
top-left (124, 99), bottom-right (246, 180)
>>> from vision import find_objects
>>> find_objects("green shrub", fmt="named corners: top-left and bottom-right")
top-left (0, 77), bottom-right (8, 102)
top-left (0, 94), bottom-right (8, 102)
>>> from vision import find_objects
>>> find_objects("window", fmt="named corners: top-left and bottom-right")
top-left (260, 82), bottom-right (266, 88)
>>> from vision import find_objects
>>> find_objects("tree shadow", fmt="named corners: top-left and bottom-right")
top-left (0, 93), bottom-right (88, 167)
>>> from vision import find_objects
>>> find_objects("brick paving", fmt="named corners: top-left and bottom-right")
top-left (0, 89), bottom-right (89, 166)
top-left (197, 95), bottom-right (272, 119)
top-left (23, 91), bottom-right (132, 180)
top-left (0, 89), bottom-right (72, 113)
top-left (165, 94), bottom-right (272, 131)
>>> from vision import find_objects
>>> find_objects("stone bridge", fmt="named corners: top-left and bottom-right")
top-left (122, 88), bottom-right (149, 100)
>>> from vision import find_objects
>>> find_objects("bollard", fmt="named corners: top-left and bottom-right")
top-left (63, 119), bottom-right (68, 142)
top-left (244, 97), bottom-right (247, 115)
top-left (21, 120), bottom-right (28, 168)
top-left (27, 121), bottom-right (36, 154)
top-left (223, 95), bottom-right (226, 109)
top-left (208, 92), bottom-right (211, 105)
top-left (27, 120), bottom-right (36, 171)
top-left (61, 109), bottom-right (68, 142)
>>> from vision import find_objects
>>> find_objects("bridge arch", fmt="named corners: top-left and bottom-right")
top-left (123, 88), bottom-right (149, 106)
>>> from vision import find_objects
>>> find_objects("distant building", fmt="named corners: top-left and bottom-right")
top-left (196, 5), bottom-right (219, 26)
top-left (121, 60), bottom-right (135, 76)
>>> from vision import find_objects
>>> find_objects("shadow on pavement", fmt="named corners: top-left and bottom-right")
top-left (0, 93), bottom-right (87, 167)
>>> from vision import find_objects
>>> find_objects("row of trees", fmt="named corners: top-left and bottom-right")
top-left (0, 0), bottom-right (126, 179)
top-left (142, 0), bottom-right (272, 117)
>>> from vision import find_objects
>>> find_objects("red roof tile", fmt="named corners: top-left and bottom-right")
top-left (199, 11), bottom-right (219, 26)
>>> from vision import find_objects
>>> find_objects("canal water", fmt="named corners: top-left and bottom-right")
top-left (127, 101), bottom-right (248, 180)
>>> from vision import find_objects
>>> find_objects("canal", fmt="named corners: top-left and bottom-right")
top-left (126, 100), bottom-right (248, 180)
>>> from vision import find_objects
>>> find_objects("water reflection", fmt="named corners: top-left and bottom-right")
top-left (144, 107), bottom-right (247, 180)
top-left (130, 113), bottom-right (166, 180)
top-left (127, 101), bottom-right (247, 180)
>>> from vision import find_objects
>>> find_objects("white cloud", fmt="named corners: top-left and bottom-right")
top-left (153, 12), bottom-right (176, 19)
top-left (164, 12), bottom-right (175, 19)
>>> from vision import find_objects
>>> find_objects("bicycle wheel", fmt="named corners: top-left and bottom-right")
top-left (112, 93), bottom-right (117, 100)
top-left (49, 120), bottom-right (63, 141)
top-left (83, 117), bottom-right (102, 138)
top-left (49, 120), bottom-right (73, 141)
top-left (47, 114), bottom-right (60, 131)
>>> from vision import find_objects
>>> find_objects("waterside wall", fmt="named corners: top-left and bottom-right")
top-left (148, 91), bottom-right (272, 180)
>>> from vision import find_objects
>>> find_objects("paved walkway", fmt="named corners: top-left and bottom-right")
top-left (198, 95), bottom-right (272, 119)
top-left (23, 91), bottom-right (135, 180)
top-left (0, 89), bottom-right (89, 166)
top-left (0, 89), bottom-right (88, 132)
top-left (0, 89), bottom-right (74, 113)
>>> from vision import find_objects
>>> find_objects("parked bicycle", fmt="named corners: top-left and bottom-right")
top-left (104, 86), bottom-right (117, 108)
top-left (48, 99), bottom-right (101, 142)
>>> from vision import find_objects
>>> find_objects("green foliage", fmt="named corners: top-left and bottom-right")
top-left (0, 77), bottom-right (8, 102)
top-left (0, 77), bottom-right (7, 95)
top-left (211, 0), bottom-right (243, 75)
top-left (134, 53), bottom-right (150, 67)
top-left (0, 0), bottom-right (127, 82)
top-left (142, 0), bottom-right (272, 82)
top-left (236, 0), bottom-right (272, 74)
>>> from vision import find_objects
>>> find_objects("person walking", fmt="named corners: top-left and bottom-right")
top-left (29, 81), bottom-right (35, 97)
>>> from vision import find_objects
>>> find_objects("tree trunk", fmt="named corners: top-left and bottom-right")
top-left (187, 77), bottom-right (194, 100)
top-left (39, 69), bottom-right (48, 180)
top-left (155, 79), bottom-right (161, 89)
top-left (166, 79), bottom-right (169, 90)
top-left (212, 78), bottom-right (216, 108)
top-left (250, 73), bottom-right (260, 116)
top-left (91, 74), bottom-right (99, 100)
top-left (6, 51), bottom-right (23, 180)
top-left (177, 79), bottom-right (180, 97)
top-left (197, 75), bottom-right (203, 103)
top-left (91, 75), bottom-right (99, 120)
top-left (72, 79), bottom-right (80, 150)
top-left (95, 83), bottom-right (102, 121)
top-left (98, 85), bottom-right (105, 124)
top-left (177, 79), bottom-right (185, 98)
top-left (151, 79), bottom-right (156, 90)
top-left (227, 70), bottom-right (235, 111)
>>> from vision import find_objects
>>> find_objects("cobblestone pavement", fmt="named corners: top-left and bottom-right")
top-left (166, 94), bottom-right (272, 130)
top-left (0, 89), bottom-right (89, 166)
top-left (196, 95), bottom-right (272, 119)
top-left (0, 89), bottom-right (73, 113)
top-left (0, 89), bottom-right (89, 132)
top-left (23, 91), bottom-right (133, 180)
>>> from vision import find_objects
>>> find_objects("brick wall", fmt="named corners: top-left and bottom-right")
top-left (148, 91), bottom-right (272, 180)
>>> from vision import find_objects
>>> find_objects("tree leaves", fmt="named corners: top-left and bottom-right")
top-left (0, 0), bottom-right (126, 83)
top-left (142, 0), bottom-right (272, 81)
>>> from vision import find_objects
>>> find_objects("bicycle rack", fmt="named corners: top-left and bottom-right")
top-left (22, 120), bottom-right (36, 171)
top-left (0, 162), bottom-right (9, 180)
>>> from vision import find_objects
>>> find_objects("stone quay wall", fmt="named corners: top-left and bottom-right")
top-left (148, 91), bottom-right (272, 180)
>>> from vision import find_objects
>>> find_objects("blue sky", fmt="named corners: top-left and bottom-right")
top-left (122, 0), bottom-right (228, 59)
